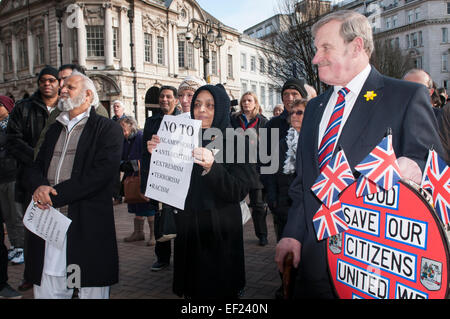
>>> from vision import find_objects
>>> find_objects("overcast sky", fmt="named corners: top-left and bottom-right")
top-left (195, 0), bottom-right (282, 32)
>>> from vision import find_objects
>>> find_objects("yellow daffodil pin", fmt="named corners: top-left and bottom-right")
top-left (364, 90), bottom-right (377, 101)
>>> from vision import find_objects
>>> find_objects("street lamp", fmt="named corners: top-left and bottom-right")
top-left (185, 19), bottom-right (225, 82)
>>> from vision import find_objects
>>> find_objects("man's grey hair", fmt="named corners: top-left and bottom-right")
top-left (112, 100), bottom-right (124, 109)
top-left (118, 116), bottom-right (139, 135)
top-left (312, 10), bottom-right (374, 57)
top-left (403, 68), bottom-right (433, 89)
top-left (69, 70), bottom-right (99, 107)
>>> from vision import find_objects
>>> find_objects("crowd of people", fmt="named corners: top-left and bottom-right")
top-left (0, 9), bottom-right (448, 300)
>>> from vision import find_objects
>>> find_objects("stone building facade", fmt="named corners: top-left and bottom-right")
top-left (337, 0), bottom-right (450, 89)
top-left (0, 0), bottom-right (243, 126)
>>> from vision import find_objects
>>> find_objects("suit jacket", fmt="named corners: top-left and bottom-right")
top-left (282, 66), bottom-right (445, 296)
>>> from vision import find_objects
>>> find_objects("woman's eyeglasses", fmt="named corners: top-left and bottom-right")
top-left (290, 110), bottom-right (304, 116)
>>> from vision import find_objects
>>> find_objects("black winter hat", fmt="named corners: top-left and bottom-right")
top-left (190, 84), bottom-right (230, 131)
top-left (281, 78), bottom-right (307, 99)
top-left (37, 65), bottom-right (59, 84)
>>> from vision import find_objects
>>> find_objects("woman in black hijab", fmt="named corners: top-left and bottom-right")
top-left (150, 84), bottom-right (258, 298)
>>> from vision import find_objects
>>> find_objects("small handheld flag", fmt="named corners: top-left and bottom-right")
top-left (311, 148), bottom-right (355, 208)
top-left (355, 132), bottom-right (402, 191)
top-left (421, 149), bottom-right (450, 225)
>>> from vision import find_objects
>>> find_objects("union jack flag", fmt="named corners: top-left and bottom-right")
top-left (421, 149), bottom-right (450, 225)
top-left (311, 149), bottom-right (355, 208)
top-left (355, 134), bottom-right (402, 191)
top-left (355, 175), bottom-right (382, 197)
top-left (313, 202), bottom-right (348, 241)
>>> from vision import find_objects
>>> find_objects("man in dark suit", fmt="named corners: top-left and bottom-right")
top-left (275, 10), bottom-right (445, 298)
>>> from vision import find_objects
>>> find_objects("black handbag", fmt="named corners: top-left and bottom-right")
top-left (155, 205), bottom-right (177, 242)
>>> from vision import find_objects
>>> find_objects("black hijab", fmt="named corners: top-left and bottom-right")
top-left (190, 84), bottom-right (230, 131)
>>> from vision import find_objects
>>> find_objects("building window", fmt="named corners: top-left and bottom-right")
top-left (113, 27), bottom-right (119, 58)
top-left (227, 54), bottom-right (233, 78)
top-left (86, 26), bottom-right (104, 57)
top-left (412, 32), bottom-right (418, 47)
top-left (386, 17), bottom-right (391, 29)
top-left (240, 53), bottom-right (247, 70)
top-left (4, 43), bottom-right (12, 72)
top-left (241, 81), bottom-right (248, 94)
top-left (35, 34), bottom-right (45, 65)
top-left (178, 40), bottom-right (185, 68)
top-left (250, 56), bottom-right (256, 72)
top-left (71, 29), bottom-right (78, 63)
top-left (256, 28), bottom-right (263, 38)
top-left (211, 50), bottom-right (217, 75)
top-left (251, 83), bottom-right (257, 94)
top-left (260, 85), bottom-right (266, 107)
top-left (18, 38), bottom-right (28, 69)
top-left (268, 86), bottom-right (274, 107)
top-left (393, 15), bottom-right (398, 28)
top-left (259, 58), bottom-right (265, 74)
top-left (442, 53), bottom-right (448, 72)
top-left (415, 7), bottom-right (421, 20)
top-left (144, 33), bottom-right (152, 63)
top-left (415, 56), bottom-right (423, 69)
top-left (418, 31), bottom-right (423, 46)
top-left (407, 10), bottom-right (413, 23)
top-left (268, 59), bottom-right (274, 75)
top-left (443, 80), bottom-right (449, 90)
top-left (443, 28), bottom-right (448, 43)
top-left (157, 36), bottom-right (164, 65)
top-left (187, 42), bottom-right (194, 69)
top-left (406, 34), bottom-right (410, 48)
top-left (448, 2), bottom-right (450, 14)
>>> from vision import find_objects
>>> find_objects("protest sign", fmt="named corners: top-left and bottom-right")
top-left (23, 201), bottom-right (72, 250)
top-left (145, 115), bottom-right (201, 210)
top-left (327, 181), bottom-right (449, 299)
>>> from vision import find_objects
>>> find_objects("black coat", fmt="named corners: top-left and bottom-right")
top-left (173, 84), bottom-right (259, 298)
top-left (6, 91), bottom-right (50, 203)
top-left (265, 136), bottom-right (296, 209)
top-left (0, 123), bottom-right (17, 183)
top-left (173, 134), bottom-right (258, 298)
top-left (26, 108), bottom-right (123, 287)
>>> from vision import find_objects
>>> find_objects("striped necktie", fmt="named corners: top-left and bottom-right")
top-left (318, 87), bottom-right (350, 171)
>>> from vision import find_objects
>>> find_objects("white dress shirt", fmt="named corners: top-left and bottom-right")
top-left (318, 64), bottom-right (372, 150)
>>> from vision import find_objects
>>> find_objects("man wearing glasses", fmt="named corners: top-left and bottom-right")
top-left (6, 65), bottom-right (59, 292)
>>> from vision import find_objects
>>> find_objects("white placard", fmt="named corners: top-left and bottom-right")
top-left (145, 115), bottom-right (201, 210)
top-left (23, 201), bottom-right (72, 250)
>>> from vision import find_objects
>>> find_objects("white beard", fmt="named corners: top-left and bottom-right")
top-left (58, 92), bottom-right (86, 112)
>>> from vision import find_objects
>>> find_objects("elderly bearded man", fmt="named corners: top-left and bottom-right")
top-left (26, 71), bottom-right (123, 299)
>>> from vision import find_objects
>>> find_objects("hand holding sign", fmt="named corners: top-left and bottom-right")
top-left (147, 135), bottom-right (160, 154)
top-left (32, 185), bottom-right (58, 210)
top-left (193, 147), bottom-right (214, 173)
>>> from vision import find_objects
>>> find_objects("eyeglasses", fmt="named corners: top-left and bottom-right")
top-left (39, 78), bottom-right (58, 85)
top-left (290, 110), bottom-right (304, 116)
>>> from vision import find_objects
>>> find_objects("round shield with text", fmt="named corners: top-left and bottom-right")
top-left (327, 180), bottom-right (449, 299)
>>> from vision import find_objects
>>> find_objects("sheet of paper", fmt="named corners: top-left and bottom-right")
top-left (23, 201), bottom-right (72, 250)
top-left (145, 115), bottom-right (201, 210)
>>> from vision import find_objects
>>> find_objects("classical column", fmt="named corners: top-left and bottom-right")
top-left (167, 21), bottom-right (173, 75)
top-left (0, 40), bottom-right (4, 82)
top-left (76, 4), bottom-right (87, 67)
top-left (103, 2), bottom-right (114, 69)
top-left (43, 12), bottom-right (50, 65)
top-left (27, 27), bottom-right (34, 76)
top-left (173, 23), bottom-right (178, 76)
top-left (11, 32), bottom-right (17, 80)
top-left (119, 6), bottom-right (130, 70)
